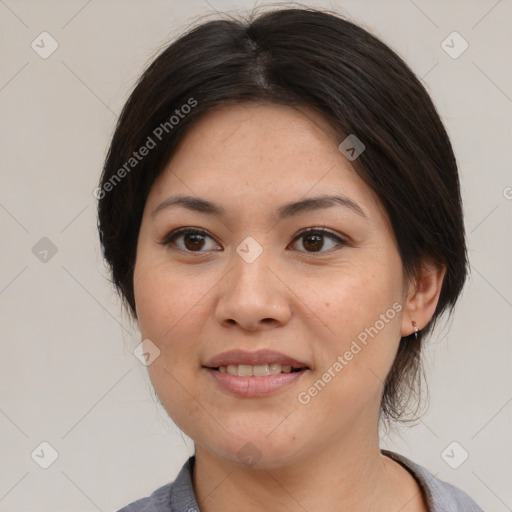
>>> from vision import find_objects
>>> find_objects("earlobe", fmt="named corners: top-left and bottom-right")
top-left (400, 262), bottom-right (446, 338)
top-left (411, 320), bottom-right (418, 340)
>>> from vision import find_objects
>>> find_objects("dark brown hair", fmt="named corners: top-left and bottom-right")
top-left (97, 6), bottom-right (468, 422)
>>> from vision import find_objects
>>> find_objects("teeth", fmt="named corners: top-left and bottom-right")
top-left (253, 364), bottom-right (270, 376)
top-left (226, 365), bottom-right (238, 375)
top-left (217, 363), bottom-right (300, 376)
top-left (269, 363), bottom-right (281, 375)
top-left (238, 364), bottom-right (253, 377)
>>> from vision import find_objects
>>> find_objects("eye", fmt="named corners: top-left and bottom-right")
top-left (290, 228), bottom-right (347, 253)
top-left (160, 227), bottom-right (221, 253)
top-left (160, 227), bottom-right (347, 254)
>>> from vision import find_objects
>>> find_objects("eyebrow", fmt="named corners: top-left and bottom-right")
top-left (151, 193), bottom-right (367, 219)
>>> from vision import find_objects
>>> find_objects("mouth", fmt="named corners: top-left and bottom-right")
top-left (202, 349), bottom-right (310, 397)
top-left (209, 363), bottom-right (308, 376)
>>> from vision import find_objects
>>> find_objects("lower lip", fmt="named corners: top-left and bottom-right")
top-left (204, 368), bottom-right (307, 397)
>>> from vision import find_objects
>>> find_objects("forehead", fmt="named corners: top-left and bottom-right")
top-left (168, 101), bottom-right (341, 170)
top-left (145, 102), bottom-right (385, 222)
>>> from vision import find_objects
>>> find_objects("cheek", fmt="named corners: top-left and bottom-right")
top-left (319, 261), bottom-right (402, 340)
top-left (311, 256), bottom-right (404, 397)
top-left (133, 256), bottom-right (213, 375)
top-left (133, 260), bottom-right (208, 435)
top-left (134, 257), bottom-right (203, 341)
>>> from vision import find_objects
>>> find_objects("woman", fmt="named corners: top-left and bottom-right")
top-left (97, 6), bottom-right (483, 512)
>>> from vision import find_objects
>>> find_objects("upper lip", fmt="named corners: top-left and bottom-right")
top-left (203, 349), bottom-right (310, 369)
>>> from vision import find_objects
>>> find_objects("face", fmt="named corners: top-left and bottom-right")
top-left (133, 102), bottom-right (412, 468)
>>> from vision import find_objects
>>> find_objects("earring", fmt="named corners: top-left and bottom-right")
top-left (411, 320), bottom-right (418, 340)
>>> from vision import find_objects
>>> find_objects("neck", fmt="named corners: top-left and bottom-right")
top-left (192, 425), bottom-right (420, 512)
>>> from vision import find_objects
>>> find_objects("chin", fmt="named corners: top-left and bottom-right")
top-left (194, 425), bottom-right (311, 470)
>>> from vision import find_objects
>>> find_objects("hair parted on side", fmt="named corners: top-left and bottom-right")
top-left (97, 6), bottom-right (468, 423)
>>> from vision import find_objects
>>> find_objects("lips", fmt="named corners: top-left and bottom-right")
top-left (203, 349), bottom-right (310, 370)
top-left (203, 349), bottom-right (310, 397)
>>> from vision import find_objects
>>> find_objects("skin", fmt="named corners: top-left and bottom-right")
top-left (133, 102), bottom-right (445, 512)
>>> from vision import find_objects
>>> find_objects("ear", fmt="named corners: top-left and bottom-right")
top-left (400, 261), bottom-right (446, 337)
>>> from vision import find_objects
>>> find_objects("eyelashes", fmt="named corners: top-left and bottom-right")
top-left (159, 226), bottom-right (348, 255)
top-left (290, 228), bottom-right (347, 253)
top-left (160, 227), bottom-right (222, 253)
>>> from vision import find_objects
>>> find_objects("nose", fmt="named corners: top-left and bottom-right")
top-left (214, 248), bottom-right (292, 331)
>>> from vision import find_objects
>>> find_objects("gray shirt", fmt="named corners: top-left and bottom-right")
top-left (117, 450), bottom-right (484, 512)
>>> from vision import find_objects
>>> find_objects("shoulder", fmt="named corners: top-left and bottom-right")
top-left (382, 450), bottom-right (484, 512)
top-left (116, 482), bottom-right (173, 512)
top-left (115, 457), bottom-right (199, 512)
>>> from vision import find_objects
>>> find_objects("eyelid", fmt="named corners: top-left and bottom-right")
top-left (290, 227), bottom-right (348, 253)
top-left (293, 227), bottom-right (347, 243)
top-left (159, 226), bottom-right (220, 249)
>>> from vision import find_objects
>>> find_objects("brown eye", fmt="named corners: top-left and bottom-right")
top-left (182, 233), bottom-right (206, 251)
top-left (291, 229), bottom-right (346, 253)
top-left (303, 233), bottom-right (323, 252)
top-left (161, 227), bottom-right (346, 254)
top-left (161, 228), bottom-right (221, 253)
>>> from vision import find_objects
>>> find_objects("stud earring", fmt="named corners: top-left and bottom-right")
top-left (411, 320), bottom-right (418, 340)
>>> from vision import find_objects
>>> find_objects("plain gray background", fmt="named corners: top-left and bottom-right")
top-left (1, 0), bottom-right (511, 511)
